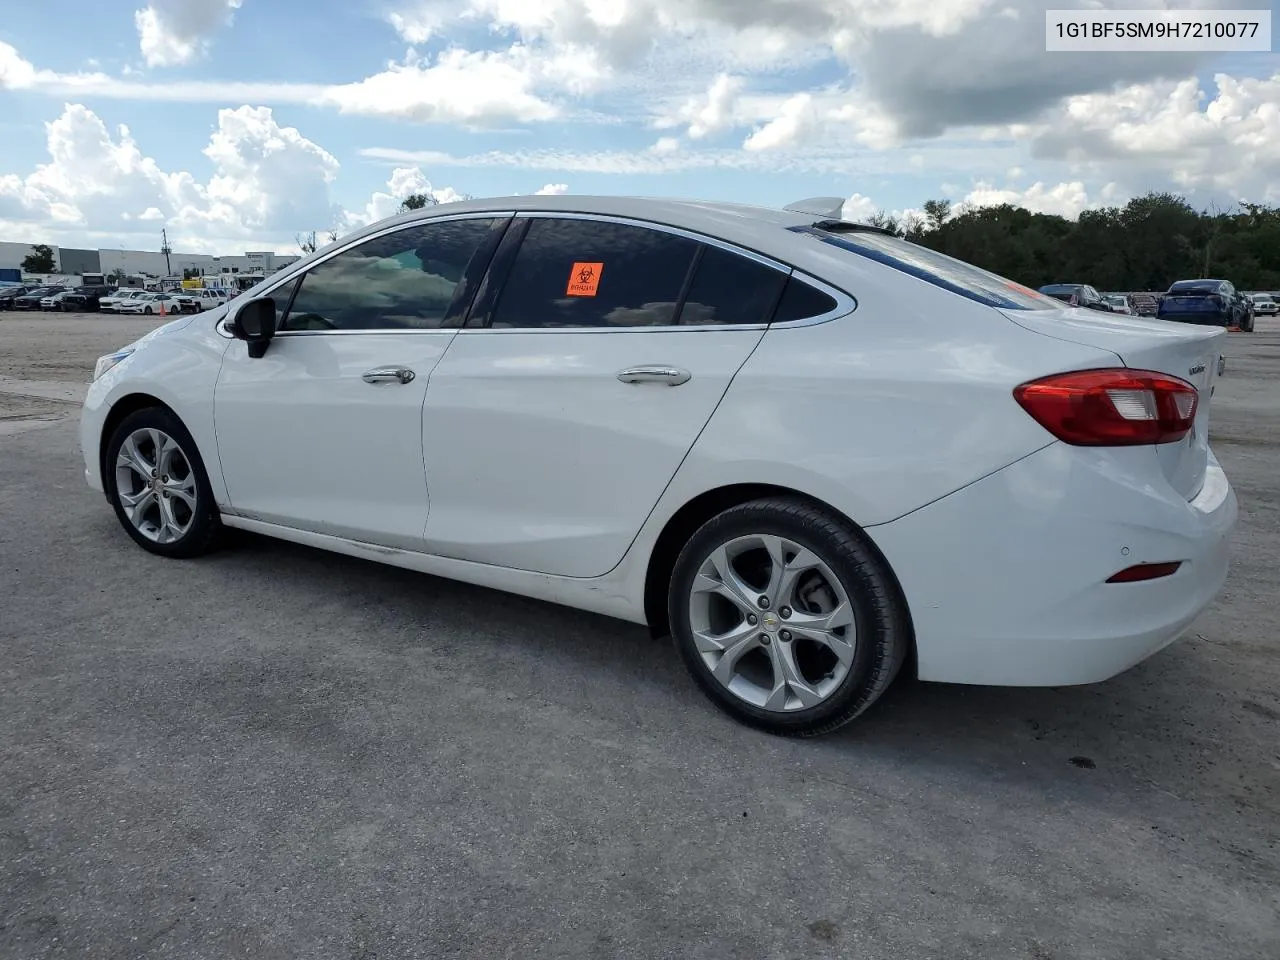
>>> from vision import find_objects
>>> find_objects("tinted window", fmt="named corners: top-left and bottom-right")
top-left (805, 227), bottom-right (1061, 311)
top-left (677, 246), bottom-right (787, 326)
top-left (772, 277), bottom-right (838, 323)
top-left (490, 218), bottom-right (698, 328)
top-left (282, 218), bottom-right (499, 331)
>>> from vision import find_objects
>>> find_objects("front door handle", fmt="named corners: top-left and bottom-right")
top-left (362, 366), bottom-right (416, 385)
top-left (616, 365), bottom-right (691, 386)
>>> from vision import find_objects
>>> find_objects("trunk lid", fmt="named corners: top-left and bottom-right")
top-left (1001, 307), bottom-right (1225, 500)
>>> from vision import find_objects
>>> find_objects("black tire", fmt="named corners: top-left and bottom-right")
top-left (668, 497), bottom-right (909, 737)
top-left (104, 407), bottom-right (221, 559)
top-left (144, 306), bottom-right (153, 315)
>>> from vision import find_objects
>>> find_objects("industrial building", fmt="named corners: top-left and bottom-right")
top-left (0, 241), bottom-right (300, 283)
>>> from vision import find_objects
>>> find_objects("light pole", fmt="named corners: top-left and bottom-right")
top-left (161, 228), bottom-right (172, 277)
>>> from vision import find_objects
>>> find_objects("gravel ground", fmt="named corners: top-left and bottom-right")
top-left (1, 314), bottom-right (1278, 959)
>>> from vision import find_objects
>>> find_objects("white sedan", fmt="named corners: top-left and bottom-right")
top-left (79, 196), bottom-right (1237, 736)
top-left (117, 292), bottom-right (186, 316)
top-left (99, 290), bottom-right (144, 312)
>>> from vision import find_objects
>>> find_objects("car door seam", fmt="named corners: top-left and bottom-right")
top-left (593, 325), bottom-right (772, 579)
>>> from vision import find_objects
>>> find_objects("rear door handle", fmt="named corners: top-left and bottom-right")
top-left (362, 366), bottom-right (416, 385)
top-left (616, 365), bottom-right (691, 386)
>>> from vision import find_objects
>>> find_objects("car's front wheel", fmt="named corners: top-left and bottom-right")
top-left (104, 408), bottom-right (221, 558)
top-left (668, 497), bottom-right (908, 737)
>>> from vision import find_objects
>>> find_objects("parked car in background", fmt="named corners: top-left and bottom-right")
top-left (41, 290), bottom-right (77, 311)
top-left (1158, 279), bottom-right (1253, 332)
top-left (173, 288), bottom-right (230, 312)
top-left (117, 292), bottom-right (185, 316)
top-left (80, 195), bottom-right (1237, 736)
top-left (1103, 294), bottom-right (1132, 314)
top-left (1037, 283), bottom-right (1113, 312)
top-left (0, 285), bottom-right (35, 310)
top-left (1129, 292), bottom-right (1160, 316)
top-left (13, 286), bottom-right (67, 310)
top-left (99, 289), bottom-right (148, 313)
top-left (1248, 293), bottom-right (1276, 317)
top-left (60, 284), bottom-right (113, 311)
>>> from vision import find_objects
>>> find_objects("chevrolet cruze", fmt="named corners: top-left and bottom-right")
top-left (81, 196), bottom-right (1237, 736)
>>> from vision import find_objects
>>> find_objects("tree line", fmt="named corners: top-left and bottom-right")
top-left (864, 192), bottom-right (1280, 293)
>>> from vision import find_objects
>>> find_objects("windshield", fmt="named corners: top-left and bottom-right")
top-left (1169, 281), bottom-right (1218, 293)
top-left (801, 226), bottom-right (1062, 311)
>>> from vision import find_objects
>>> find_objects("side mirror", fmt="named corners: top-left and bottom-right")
top-left (231, 298), bottom-right (276, 359)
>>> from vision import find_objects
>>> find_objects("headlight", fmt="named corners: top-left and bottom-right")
top-left (92, 349), bottom-right (135, 382)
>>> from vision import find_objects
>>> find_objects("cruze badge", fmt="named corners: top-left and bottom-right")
top-left (1188, 362), bottom-right (1206, 376)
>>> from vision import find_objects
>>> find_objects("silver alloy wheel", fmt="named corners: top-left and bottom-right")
top-left (115, 427), bottom-right (198, 544)
top-left (688, 534), bottom-right (856, 712)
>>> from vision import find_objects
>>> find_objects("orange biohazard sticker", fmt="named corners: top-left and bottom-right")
top-left (566, 261), bottom-right (603, 297)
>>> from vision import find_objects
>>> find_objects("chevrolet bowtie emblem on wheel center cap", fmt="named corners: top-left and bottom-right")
top-left (761, 613), bottom-right (779, 631)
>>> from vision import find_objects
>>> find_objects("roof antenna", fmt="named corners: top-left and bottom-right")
top-left (783, 197), bottom-right (848, 219)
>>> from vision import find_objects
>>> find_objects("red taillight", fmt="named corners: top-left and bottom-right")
top-left (1013, 369), bottom-right (1198, 446)
top-left (1106, 561), bottom-right (1182, 583)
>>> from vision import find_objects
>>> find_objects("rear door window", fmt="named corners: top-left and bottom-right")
top-left (489, 218), bottom-right (698, 328)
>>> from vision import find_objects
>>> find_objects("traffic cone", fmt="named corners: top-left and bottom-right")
top-left (158, 299), bottom-right (166, 317)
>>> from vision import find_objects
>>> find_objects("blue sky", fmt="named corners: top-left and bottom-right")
top-left (0, 0), bottom-right (1277, 254)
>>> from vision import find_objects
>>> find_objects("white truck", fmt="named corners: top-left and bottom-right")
top-left (173, 288), bottom-right (231, 312)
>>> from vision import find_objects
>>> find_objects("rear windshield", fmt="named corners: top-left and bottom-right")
top-left (1168, 281), bottom-right (1218, 293)
top-left (798, 226), bottom-right (1061, 311)
top-left (1039, 284), bottom-right (1081, 295)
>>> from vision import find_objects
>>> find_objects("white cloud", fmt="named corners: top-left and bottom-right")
top-left (959, 180), bottom-right (1097, 218)
top-left (535, 183), bottom-right (569, 195)
top-left (358, 140), bottom-right (1022, 177)
top-left (1032, 73), bottom-right (1280, 203)
top-left (841, 193), bottom-right (878, 222)
top-left (351, 166), bottom-right (468, 227)
top-left (321, 47), bottom-right (559, 125)
top-left (743, 93), bottom-right (817, 151)
top-left (387, 1), bottom-right (466, 43)
top-left (135, 0), bottom-right (244, 67)
top-left (321, 44), bottom-right (609, 125)
top-left (0, 103), bottom-right (345, 252)
top-left (0, 41), bottom-right (578, 128)
top-left (657, 73), bottom-right (744, 140)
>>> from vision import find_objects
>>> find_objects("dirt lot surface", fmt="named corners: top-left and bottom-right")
top-left (0, 312), bottom-right (165, 383)
top-left (1, 313), bottom-right (1277, 959)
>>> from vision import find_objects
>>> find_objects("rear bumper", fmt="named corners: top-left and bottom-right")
top-left (866, 443), bottom-right (1236, 686)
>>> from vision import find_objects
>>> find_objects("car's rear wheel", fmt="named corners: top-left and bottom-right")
top-left (104, 408), bottom-right (221, 558)
top-left (669, 497), bottom-right (908, 737)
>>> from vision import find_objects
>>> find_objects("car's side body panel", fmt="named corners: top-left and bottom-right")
top-left (647, 260), bottom-right (1123, 530)
top-left (421, 325), bottom-right (768, 577)
top-left (213, 331), bottom-right (456, 552)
